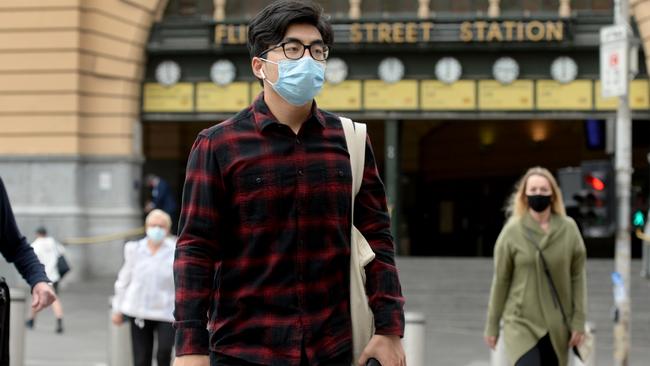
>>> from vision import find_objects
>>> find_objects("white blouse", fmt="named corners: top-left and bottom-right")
top-left (112, 236), bottom-right (176, 322)
top-left (31, 237), bottom-right (65, 283)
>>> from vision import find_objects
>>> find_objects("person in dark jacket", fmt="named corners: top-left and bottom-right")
top-left (0, 177), bottom-right (57, 311)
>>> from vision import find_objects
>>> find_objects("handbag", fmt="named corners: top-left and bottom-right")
top-left (55, 243), bottom-right (71, 279)
top-left (341, 117), bottom-right (376, 361)
top-left (524, 229), bottom-right (594, 362)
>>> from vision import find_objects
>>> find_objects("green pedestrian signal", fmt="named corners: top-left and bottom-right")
top-left (633, 210), bottom-right (645, 228)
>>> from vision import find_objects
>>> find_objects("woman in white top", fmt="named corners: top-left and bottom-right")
top-left (26, 227), bottom-right (65, 333)
top-left (112, 209), bottom-right (176, 366)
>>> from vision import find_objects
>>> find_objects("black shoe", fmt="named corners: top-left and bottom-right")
top-left (55, 318), bottom-right (63, 334)
top-left (25, 319), bottom-right (34, 329)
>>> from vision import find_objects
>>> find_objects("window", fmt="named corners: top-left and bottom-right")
top-left (226, 0), bottom-right (275, 21)
top-left (431, 0), bottom-right (482, 14)
top-left (362, 0), bottom-right (419, 18)
top-left (163, 0), bottom-right (214, 18)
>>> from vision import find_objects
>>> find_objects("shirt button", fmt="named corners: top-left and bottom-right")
top-left (297, 169), bottom-right (304, 176)
top-left (296, 138), bottom-right (302, 145)
top-left (297, 273), bottom-right (304, 281)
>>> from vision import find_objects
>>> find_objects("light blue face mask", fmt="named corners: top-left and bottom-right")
top-left (261, 57), bottom-right (325, 106)
top-left (146, 226), bottom-right (166, 244)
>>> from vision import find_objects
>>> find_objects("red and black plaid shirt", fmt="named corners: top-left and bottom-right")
top-left (174, 94), bottom-right (405, 365)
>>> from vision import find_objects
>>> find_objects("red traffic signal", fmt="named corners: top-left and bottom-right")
top-left (585, 174), bottom-right (605, 191)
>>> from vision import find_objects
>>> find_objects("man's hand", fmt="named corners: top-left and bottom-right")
top-left (357, 334), bottom-right (406, 366)
top-left (484, 335), bottom-right (498, 350)
top-left (31, 282), bottom-right (57, 313)
top-left (173, 355), bottom-right (209, 366)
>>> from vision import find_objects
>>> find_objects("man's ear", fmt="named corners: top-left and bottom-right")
top-left (251, 57), bottom-right (264, 79)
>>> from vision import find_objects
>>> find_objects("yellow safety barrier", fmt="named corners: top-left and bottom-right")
top-left (63, 227), bottom-right (145, 245)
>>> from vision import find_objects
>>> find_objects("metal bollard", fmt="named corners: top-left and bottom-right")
top-left (108, 297), bottom-right (133, 366)
top-left (403, 312), bottom-right (425, 366)
top-left (9, 288), bottom-right (26, 366)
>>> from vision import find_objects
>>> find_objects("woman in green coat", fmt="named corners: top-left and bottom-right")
top-left (484, 167), bottom-right (587, 366)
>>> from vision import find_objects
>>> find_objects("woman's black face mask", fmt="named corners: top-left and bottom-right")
top-left (527, 195), bottom-right (552, 212)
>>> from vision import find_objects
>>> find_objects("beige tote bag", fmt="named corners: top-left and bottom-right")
top-left (340, 117), bottom-right (376, 361)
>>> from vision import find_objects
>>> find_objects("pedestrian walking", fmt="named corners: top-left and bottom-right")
top-left (484, 167), bottom-right (588, 366)
top-left (112, 209), bottom-right (176, 366)
top-left (172, 2), bottom-right (405, 366)
top-left (25, 227), bottom-right (66, 333)
top-left (0, 177), bottom-right (57, 364)
top-left (144, 174), bottom-right (177, 219)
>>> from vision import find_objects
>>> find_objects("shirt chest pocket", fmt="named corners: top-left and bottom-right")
top-left (304, 167), bottom-right (352, 220)
top-left (234, 171), bottom-right (282, 225)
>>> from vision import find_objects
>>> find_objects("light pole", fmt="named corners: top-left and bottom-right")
top-left (612, 0), bottom-right (633, 365)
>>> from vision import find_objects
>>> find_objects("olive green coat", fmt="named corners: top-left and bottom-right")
top-left (484, 213), bottom-right (587, 366)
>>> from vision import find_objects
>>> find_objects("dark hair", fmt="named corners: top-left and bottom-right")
top-left (36, 226), bottom-right (47, 235)
top-left (247, 0), bottom-right (333, 60)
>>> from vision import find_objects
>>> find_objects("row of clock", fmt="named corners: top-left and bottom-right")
top-left (154, 56), bottom-right (579, 87)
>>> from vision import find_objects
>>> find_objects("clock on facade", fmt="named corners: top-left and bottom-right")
top-left (155, 60), bottom-right (181, 87)
top-left (550, 56), bottom-right (578, 84)
top-left (210, 59), bottom-right (236, 86)
top-left (325, 57), bottom-right (348, 85)
top-left (492, 57), bottom-right (519, 85)
top-left (378, 57), bottom-right (405, 84)
top-left (435, 57), bottom-right (462, 84)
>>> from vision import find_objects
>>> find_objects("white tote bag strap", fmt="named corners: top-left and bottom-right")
top-left (340, 116), bottom-right (366, 200)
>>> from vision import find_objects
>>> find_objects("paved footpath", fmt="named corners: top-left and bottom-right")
top-left (21, 258), bottom-right (650, 366)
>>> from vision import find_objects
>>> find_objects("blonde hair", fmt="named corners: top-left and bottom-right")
top-left (505, 166), bottom-right (566, 218)
top-left (145, 209), bottom-right (172, 230)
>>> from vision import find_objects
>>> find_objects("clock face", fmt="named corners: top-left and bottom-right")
top-left (550, 56), bottom-right (578, 84)
top-left (378, 57), bottom-right (405, 84)
top-left (493, 57), bottom-right (519, 85)
top-left (325, 57), bottom-right (348, 85)
top-left (210, 59), bottom-right (236, 86)
top-left (435, 57), bottom-right (462, 84)
top-left (155, 60), bottom-right (181, 87)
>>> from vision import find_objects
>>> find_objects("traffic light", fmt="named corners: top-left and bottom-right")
top-left (578, 160), bottom-right (615, 238)
top-left (633, 209), bottom-right (646, 229)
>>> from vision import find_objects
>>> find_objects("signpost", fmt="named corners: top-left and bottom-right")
top-left (600, 0), bottom-right (632, 364)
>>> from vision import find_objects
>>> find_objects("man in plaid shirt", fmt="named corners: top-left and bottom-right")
top-left (172, 1), bottom-right (405, 365)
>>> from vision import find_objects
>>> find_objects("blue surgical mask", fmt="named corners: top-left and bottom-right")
top-left (260, 57), bottom-right (325, 106)
top-left (146, 226), bottom-right (166, 244)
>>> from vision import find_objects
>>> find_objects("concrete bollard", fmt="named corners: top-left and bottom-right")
top-left (9, 288), bottom-right (26, 366)
top-left (108, 297), bottom-right (133, 366)
top-left (403, 312), bottom-right (425, 366)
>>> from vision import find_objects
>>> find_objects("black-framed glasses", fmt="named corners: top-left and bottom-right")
top-left (260, 40), bottom-right (329, 61)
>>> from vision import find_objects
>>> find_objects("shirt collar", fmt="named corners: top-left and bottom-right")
top-left (252, 92), bottom-right (327, 132)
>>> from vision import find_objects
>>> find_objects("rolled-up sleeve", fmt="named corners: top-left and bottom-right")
top-left (174, 134), bottom-right (224, 356)
top-left (353, 136), bottom-right (405, 337)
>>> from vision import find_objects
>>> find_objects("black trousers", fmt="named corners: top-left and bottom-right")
top-left (129, 318), bottom-right (175, 366)
top-left (0, 279), bottom-right (9, 366)
top-left (515, 334), bottom-right (559, 366)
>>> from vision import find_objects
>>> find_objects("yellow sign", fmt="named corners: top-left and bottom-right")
top-left (316, 81), bottom-right (362, 111)
top-left (364, 80), bottom-right (418, 110)
top-left (350, 22), bottom-right (434, 43)
top-left (460, 21), bottom-right (564, 42)
top-left (420, 80), bottom-right (476, 110)
top-left (196, 82), bottom-right (249, 112)
top-left (143, 83), bottom-right (193, 112)
top-left (595, 80), bottom-right (650, 110)
top-left (250, 82), bottom-right (263, 103)
top-left (478, 80), bottom-right (534, 110)
top-left (536, 80), bottom-right (592, 110)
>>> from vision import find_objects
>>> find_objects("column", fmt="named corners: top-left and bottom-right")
top-left (385, 120), bottom-right (401, 254)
